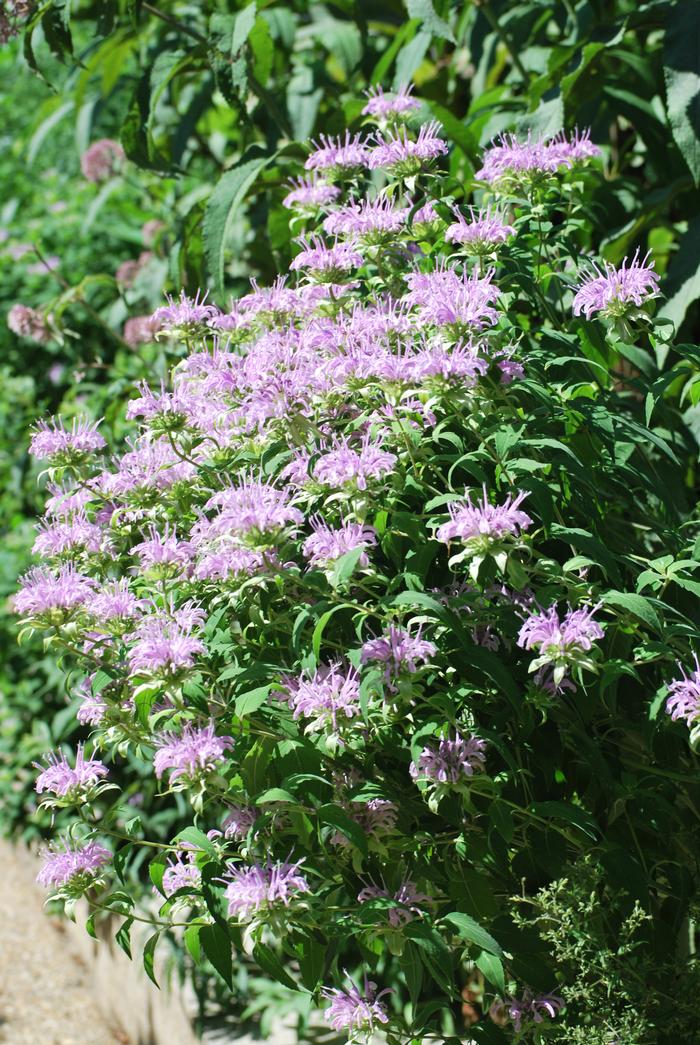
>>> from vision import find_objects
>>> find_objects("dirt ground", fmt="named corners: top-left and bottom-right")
top-left (0, 840), bottom-right (129, 1045)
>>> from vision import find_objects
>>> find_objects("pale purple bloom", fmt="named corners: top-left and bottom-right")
top-left (153, 722), bottom-right (234, 783)
top-left (34, 745), bottom-right (108, 799)
top-left (162, 857), bottom-right (202, 897)
top-left (283, 175), bottom-right (341, 210)
top-left (43, 484), bottom-right (94, 518)
top-left (303, 517), bottom-right (377, 569)
top-left (404, 265), bottom-right (500, 330)
top-left (77, 681), bottom-right (108, 726)
top-left (361, 625), bottom-right (436, 679)
top-left (128, 615), bottom-right (205, 676)
top-left (32, 514), bottom-right (105, 558)
top-left (142, 219), bottom-right (165, 245)
top-left (572, 249), bottom-right (660, 319)
top-left (133, 525), bottom-right (193, 571)
top-left (90, 579), bottom-right (143, 621)
top-left (322, 196), bottom-right (407, 240)
top-left (504, 990), bottom-right (565, 1032)
top-left (27, 254), bottom-right (61, 275)
top-left (14, 564), bottom-right (95, 617)
top-left (445, 207), bottom-right (516, 250)
top-left (224, 860), bottom-right (309, 920)
top-left (37, 839), bottom-right (111, 890)
top-left (7, 303), bottom-right (52, 343)
top-left (665, 657), bottom-right (700, 726)
top-left (194, 546), bottom-right (266, 581)
top-left (222, 804), bottom-right (258, 840)
top-left (409, 340), bottom-right (488, 384)
top-left (476, 129), bottom-right (600, 185)
top-left (313, 436), bottom-right (397, 490)
top-left (358, 878), bottom-right (431, 927)
top-left (411, 200), bottom-right (440, 227)
top-left (152, 290), bottom-right (219, 331)
top-left (305, 131), bottom-right (371, 176)
top-left (362, 84), bottom-right (421, 120)
top-left (331, 770), bottom-right (398, 845)
top-left (517, 603), bottom-right (603, 690)
top-left (101, 438), bottom-right (196, 495)
top-left (282, 662), bottom-right (361, 733)
top-left (29, 417), bottom-right (106, 462)
top-left (410, 732), bottom-right (486, 783)
top-left (369, 121), bottom-right (447, 175)
top-left (290, 235), bottom-right (364, 281)
top-left (116, 252), bottom-right (152, 287)
top-left (196, 477), bottom-right (302, 544)
top-left (436, 487), bottom-right (532, 544)
top-left (323, 978), bottom-right (391, 1034)
top-left (80, 139), bottom-right (125, 182)
top-left (126, 382), bottom-right (196, 425)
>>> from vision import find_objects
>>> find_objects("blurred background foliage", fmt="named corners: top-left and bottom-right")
top-left (1, 0), bottom-right (699, 1033)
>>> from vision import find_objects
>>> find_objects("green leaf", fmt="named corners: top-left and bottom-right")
top-left (393, 30), bottom-right (432, 90)
top-left (253, 942), bottom-right (298, 991)
top-left (143, 932), bottom-right (160, 987)
top-left (601, 591), bottom-right (661, 632)
top-left (443, 912), bottom-right (502, 957)
top-left (529, 801), bottom-right (599, 841)
top-left (235, 685), bottom-right (270, 717)
top-left (475, 951), bottom-right (506, 994)
top-left (659, 213), bottom-right (700, 331)
top-left (406, 0), bottom-right (455, 43)
top-left (400, 942), bottom-right (423, 1012)
top-left (203, 152), bottom-right (277, 298)
top-left (329, 546), bottom-right (365, 587)
top-left (256, 787), bottom-right (297, 804)
top-left (664, 0), bottom-right (700, 185)
top-left (318, 803), bottom-right (368, 854)
top-left (174, 826), bottom-right (218, 855)
top-left (404, 922), bottom-right (455, 997)
top-left (184, 924), bottom-right (202, 965)
top-left (115, 917), bottom-right (134, 960)
top-left (200, 923), bottom-right (233, 988)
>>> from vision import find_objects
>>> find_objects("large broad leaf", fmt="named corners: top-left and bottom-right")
top-left (203, 152), bottom-right (277, 298)
top-left (659, 213), bottom-right (700, 332)
top-left (664, 1), bottom-right (700, 185)
top-left (406, 0), bottom-right (455, 43)
top-left (443, 912), bottom-right (503, 957)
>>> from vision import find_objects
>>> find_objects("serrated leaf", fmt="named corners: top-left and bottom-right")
top-left (253, 942), bottom-right (298, 991)
top-left (235, 685), bottom-right (270, 717)
top-left (200, 923), bottom-right (233, 987)
top-left (664, 1), bottom-right (700, 185)
top-left (443, 912), bottom-right (502, 957)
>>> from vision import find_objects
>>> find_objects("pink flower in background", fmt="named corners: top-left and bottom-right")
top-left (7, 303), bottom-right (52, 343)
top-left (362, 84), bottom-right (421, 120)
top-left (80, 139), bottom-right (125, 183)
top-left (123, 315), bottom-right (162, 347)
top-left (142, 219), bottom-right (165, 246)
top-left (222, 804), bottom-right (258, 841)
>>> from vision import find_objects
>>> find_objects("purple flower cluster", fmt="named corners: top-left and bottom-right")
top-left (357, 878), bottom-right (430, 927)
top-left (360, 625), bottom-right (436, 681)
top-left (34, 745), bottom-right (109, 802)
top-left (8, 303), bottom-right (52, 343)
top-left (14, 564), bottom-right (95, 618)
top-left (323, 978), bottom-right (392, 1034)
top-left (572, 249), bottom-right (660, 319)
top-left (477, 129), bottom-right (600, 186)
top-left (666, 657), bottom-right (700, 727)
top-left (154, 722), bottom-right (234, 785)
top-left (518, 603), bottom-right (603, 690)
top-left (224, 860), bottom-right (309, 920)
top-left (498, 990), bottom-right (565, 1032)
top-left (361, 84), bottom-right (421, 121)
top-left (436, 487), bottom-right (532, 546)
top-left (80, 139), bottom-right (125, 182)
top-left (303, 517), bottom-right (377, 569)
top-left (29, 417), bottom-right (106, 462)
top-left (445, 207), bottom-right (516, 252)
top-left (282, 662), bottom-right (361, 734)
top-left (37, 839), bottom-right (111, 891)
top-left (410, 732), bottom-right (487, 784)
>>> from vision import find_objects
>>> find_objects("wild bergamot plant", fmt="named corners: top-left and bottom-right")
top-left (14, 90), bottom-right (700, 1043)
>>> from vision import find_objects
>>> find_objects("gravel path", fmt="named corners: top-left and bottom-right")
top-left (0, 841), bottom-right (129, 1045)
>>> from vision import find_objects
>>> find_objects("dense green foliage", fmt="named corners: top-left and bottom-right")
top-left (3, 1), bottom-right (700, 1042)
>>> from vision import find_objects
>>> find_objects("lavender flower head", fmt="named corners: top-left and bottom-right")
top-left (282, 662), bottom-right (361, 737)
top-left (37, 838), bottom-right (111, 895)
top-left (303, 517), bottom-right (377, 570)
top-left (404, 265), bottom-right (500, 332)
top-left (161, 855), bottom-right (202, 898)
top-left (305, 131), bottom-right (371, 179)
top-left (154, 722), bottom-right (234, 788)
top-left (312, 436), bottom-right (397, 491)
top-left (445, 207), bottom-right (516, 253)
top-left (14, 564), bottom-right (95, 620)
top-left (666, 656), bottom-right (700, 731)
top-left (517, 603), bottom-right (603, 690)
top-left (290, 235), bottom-right (364, 282)
top-left (198, 477), bottom-right (302, 546)
top-left (357, 878), bottom-right (431, 928)
top-left (29, 417), bottom-right (106, 464)
top-left (34, 745), bottom-right (110, 805)
top-left (323, 977), bottom-right (392, 1036)
top-left (80, 138), bottom-right (125, 182)
top-left (410, 731), bottom-right (487, 787)
top-left (476, 129), bottom-right (600, 187)
top-left (224, 860), bottom-right (309, 921)
top-left (127, 613), bottom-right (205, 677)
top-left (222, 804), bottom-right (258, 841)
top-left (362, 84), bottom-right (421, 122)
top-left (572, 249), bottom-right (660, 321)
top-left (503, 990), bottom-right (565, 1032)
top-left (152, 290), bottom-right (219, 335)
top-left (437, 487), bottom-right (531, 545)
top-left (283, 175), bottom-right (340, 211)
top-left (322, 196), bottom-right (407, 243)
top-left (369, 121), bottom-right (448, 176)
top-left (360, 625), bottom-right (436, 682)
